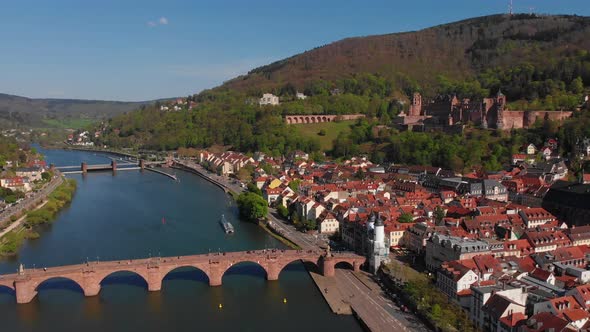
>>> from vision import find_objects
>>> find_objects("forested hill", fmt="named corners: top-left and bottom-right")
top-left (97, 14), bottom-right (590, 174)
top-left (0, 93), bottom-right (152, 128)
top-left (222, 14), bottom-right (590, 97)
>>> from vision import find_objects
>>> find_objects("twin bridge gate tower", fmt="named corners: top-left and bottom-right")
top-left (0, 249), bottom-right (365, 304)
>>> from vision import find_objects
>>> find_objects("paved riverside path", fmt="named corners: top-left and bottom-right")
top-left (172, 159), bottom-right (246, 195)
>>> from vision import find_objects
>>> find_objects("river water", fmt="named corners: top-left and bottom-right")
top-left (0, 148), bottom-right (362, 332)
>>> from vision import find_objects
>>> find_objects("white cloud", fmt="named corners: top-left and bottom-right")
top-left (147, 17), bottom-right (169, 27)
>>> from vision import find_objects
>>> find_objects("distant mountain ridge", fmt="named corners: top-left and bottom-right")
top-left (0, 93), bottom-right (156, 128)
top-left (0, 93), bottom-right (150, 115)
top-left (220, 14), bottom-right (590, 96)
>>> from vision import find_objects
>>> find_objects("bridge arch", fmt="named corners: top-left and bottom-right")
top-left (161, 265), bottom-right (210, 285)
top-left (334, 261), bottom-right (354, 270)
top-left (0, 284), bottom-right (15, 298)
top-left (98, 269), bottom-right (149, 289)
top-left (221, 260), bottom-right (268, 281)
top-left (277, 258), bottom-right (320, 278)
top-left (35, 276), bottom-right (86, 296)
top-left (0, 280), bottom-right (14, 291)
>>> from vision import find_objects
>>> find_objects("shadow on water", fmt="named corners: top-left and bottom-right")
top-left (37, 277), bottom-right (85, 294)
top-left (100, 272), bottom-right (148, 289)
top-left (0, 285), bottom-right (16, 297)
top-left (223, 262), bottom-right (267, 279)
top-left (163, 267), bottom-right (209, 284)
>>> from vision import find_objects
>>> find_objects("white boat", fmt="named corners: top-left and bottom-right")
top-left (220, 214), bottom-right (234, 234)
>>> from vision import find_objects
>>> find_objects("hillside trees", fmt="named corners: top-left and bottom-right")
top-left (101, 91), bottom-right (323, 156)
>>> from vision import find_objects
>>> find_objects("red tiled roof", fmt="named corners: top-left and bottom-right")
top-left (530, 268), bottom-right (552, 282)
top-left (524, 312), bottom-right (570, 332)
top-left (499, 312), bottom-right (526, 328)
top-left (562, 308), bottom-right (589, 322)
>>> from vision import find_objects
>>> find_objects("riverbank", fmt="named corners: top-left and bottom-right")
top-left (0, 178), bottom-right (77, 257)
top-left (144, 166), bottom-right (177, 181)
top-left (258, 221), bottom-right (300, 249)
top-left (171, 160), bottom-right (305, 250)
top-left (171, 161), bottom-right (236, 194)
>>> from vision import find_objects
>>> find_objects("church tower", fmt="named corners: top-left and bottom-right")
top-left (368, 212), bottom-right (389, 273)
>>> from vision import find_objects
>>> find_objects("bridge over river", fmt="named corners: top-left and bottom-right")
top-left (0, 249), bottom-right (364, 304)
top-left (54, 159), bottom-right (167, 175)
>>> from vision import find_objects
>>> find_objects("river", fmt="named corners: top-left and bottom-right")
top-left (0, 148), bottom-right (362, 332)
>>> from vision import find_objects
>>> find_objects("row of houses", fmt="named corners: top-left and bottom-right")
top-left (198, 151), bottom-right (256, 176)
top-left (1, 159), bottom-right (48, 193)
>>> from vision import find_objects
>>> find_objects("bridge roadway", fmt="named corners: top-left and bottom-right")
top-left (0, 249), bottom-right (364, 304)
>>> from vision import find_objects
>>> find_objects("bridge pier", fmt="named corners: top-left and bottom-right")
top-left (83, 283), bottom-right (101, 297)
top-left (266, 265), bottom-right (280, 281)
top-left (321, 257), bottom-right (335, 277)
top-left (208, 265), bottom-right (223, 286)
top-left (81, 162), bottom-right (88, 174)
top-left (147, 267), bottom-right (162, 292)
top-left (14, 278), bottom-right (36, 304)
top-left (111, 160), bottom-right (117, 173)
top-left (353, 261), bottom-right (362, 272)
top-left (139, 159), bottom-right (145, 170)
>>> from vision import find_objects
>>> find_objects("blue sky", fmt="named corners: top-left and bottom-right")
top-left (1, 0), bottom-right (588, 101)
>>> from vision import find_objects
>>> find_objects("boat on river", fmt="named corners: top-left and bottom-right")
top-left (220, 214), bottom-right (234, 234)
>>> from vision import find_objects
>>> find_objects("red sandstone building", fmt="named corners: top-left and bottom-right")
top-left (398, 90), bottom-right (573, 130)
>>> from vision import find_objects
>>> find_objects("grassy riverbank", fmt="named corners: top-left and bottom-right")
top-left (258, 221), bottom-right (301, 250)
top-left (0, 179), bottom-right (77, 256)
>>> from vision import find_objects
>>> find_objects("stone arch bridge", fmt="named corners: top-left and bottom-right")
top-left (285, 114), bottom-right (365, 125)
top-left (0, 249), bottom-right (365, 304)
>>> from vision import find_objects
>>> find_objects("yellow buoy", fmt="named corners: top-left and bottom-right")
top-left (219, 303), bottom-right (223, 309)
top-left (283, 298), bottom-right (287, 304)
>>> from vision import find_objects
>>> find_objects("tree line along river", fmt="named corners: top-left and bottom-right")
top-left (0, 147), bottom-right (362, 332)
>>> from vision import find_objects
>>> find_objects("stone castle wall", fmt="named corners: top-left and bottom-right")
top-left (502, 110), bottom-right (573, 129)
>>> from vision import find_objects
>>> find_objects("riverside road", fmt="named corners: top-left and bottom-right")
top-left (0, 174), bottom-right (64, 233)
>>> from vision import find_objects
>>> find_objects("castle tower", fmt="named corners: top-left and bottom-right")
top-left (409, 92), bottom-right (422, 116)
